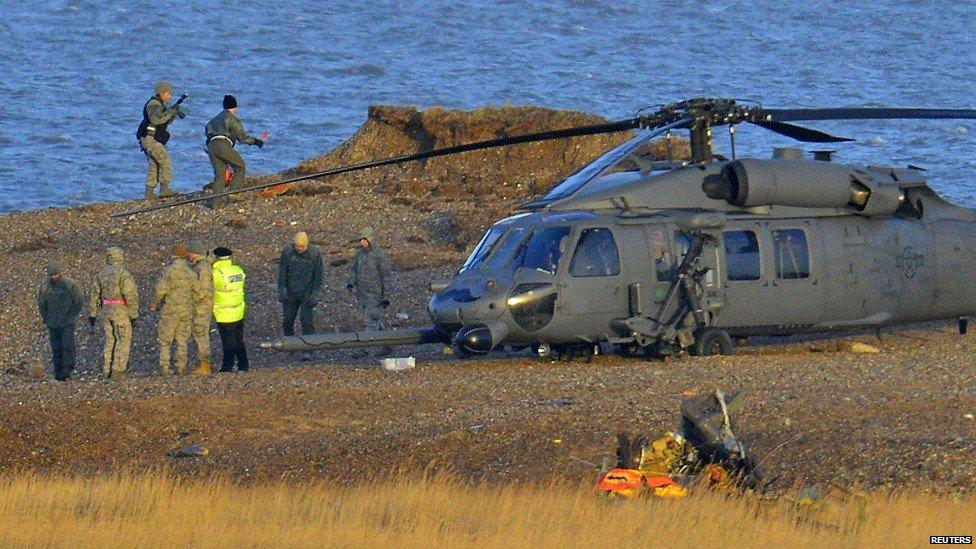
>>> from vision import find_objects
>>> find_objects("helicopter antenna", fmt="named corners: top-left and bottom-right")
top-left (729, 124), bottom-right (737, 160)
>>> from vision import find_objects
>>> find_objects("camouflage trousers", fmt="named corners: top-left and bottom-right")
top-left (191, 307), bottom-right (212, 363)
top-left (100, 309), bottom-right (132, 375)
top-left (359, 299), bottom-right (384, 331)
top-left (158, 314), bottom-right (192, 374)
top-left (140, 135), bottom-right (172, 191)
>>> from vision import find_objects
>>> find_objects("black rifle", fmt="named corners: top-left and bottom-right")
top-left (137, 93), bottom-right (188, 145)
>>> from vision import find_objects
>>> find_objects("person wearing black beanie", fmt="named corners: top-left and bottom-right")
top-left (204, 94), bottom-right (264, 207)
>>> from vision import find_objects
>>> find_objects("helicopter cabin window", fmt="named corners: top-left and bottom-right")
top-left (513, 226), bottom-right (572, 274)
top-left (655, 231), bottom-right (693, 281)
top-left (570, 228), bottom-right (620, 277)
top-left (723, 230), bottom-right (760, 281)
top-left (646, 229), bottom-right (672, 281)
top-left (675, 231), bottom-right (691, 257)
top-left (772, 229), bottom-right (810, 279)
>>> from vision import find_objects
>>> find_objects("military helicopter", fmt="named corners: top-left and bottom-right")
top-left (115, 98), bottom-right (976, 359)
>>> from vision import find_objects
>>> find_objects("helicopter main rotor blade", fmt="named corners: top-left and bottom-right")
top-left (751, 120), bottom-right (854, 143)
top-left (109, 118), bottom-right (647, 217)
top-left (763, 108), bottom-right (976, 122)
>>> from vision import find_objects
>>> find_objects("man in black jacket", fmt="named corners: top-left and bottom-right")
top-left (277, 232), bottom-right (324, 336)
top-left (35, 263), bottom-right (86, 381)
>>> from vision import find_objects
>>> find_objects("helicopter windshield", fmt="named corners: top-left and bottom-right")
top-left (460, 225), bottom-right (507, 273)
top-left (485, 227), bottom-right (528, 272)
top-left (511, 226), bottom-right (572, 274)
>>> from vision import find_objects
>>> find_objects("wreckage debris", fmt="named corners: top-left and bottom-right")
top-left (596, 389), bottom-right (765, 499)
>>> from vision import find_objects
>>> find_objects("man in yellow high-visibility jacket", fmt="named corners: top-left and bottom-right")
top-left (212, 246), bottom-right (248, 372)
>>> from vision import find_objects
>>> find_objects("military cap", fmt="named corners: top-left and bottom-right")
top-left (187, 241), bottom-right (206, 255)
top-left (155, 81), bottom-right (173, 95)
top-left (45, 263), bottom-right (62, 276)
top-left (360, 227), bottom-right (376, 243)
top-left (106, 247), bottom-right (125, 263)
top-left (223, 95), bottom-right (237, 109)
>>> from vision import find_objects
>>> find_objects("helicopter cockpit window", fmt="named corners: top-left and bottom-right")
top-left (570, 228), bottom-right (620, 277)
top-left (513, 226), bottom-right (572, 274)
top-left (486, 227), bottom-right (528, 272)
top-left (723, 230), bottom-right (760, 281)
top-left (772, 229), bottom-right (810, 279)
top-left (460, 225), bottom-right (507, 273)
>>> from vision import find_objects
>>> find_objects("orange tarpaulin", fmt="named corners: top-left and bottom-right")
top-left (596, 470), bottom-right (688, 499)
top-left (596, 468), bottom-right (645, 499)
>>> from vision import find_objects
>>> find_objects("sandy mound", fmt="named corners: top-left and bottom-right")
top-left (283, 104), bottom-right (686, 200)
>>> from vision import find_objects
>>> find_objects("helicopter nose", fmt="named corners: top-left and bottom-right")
top-left (428, 281), bottom-right (509, 326)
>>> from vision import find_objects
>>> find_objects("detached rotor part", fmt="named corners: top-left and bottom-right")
top-left (259, 326), bottom-right (448, 352)
top-left (703, 159), bottom-right (904, 215)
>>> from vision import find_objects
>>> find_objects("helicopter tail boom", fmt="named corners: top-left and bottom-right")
top-left (259, 326), bottom-right (448, 352)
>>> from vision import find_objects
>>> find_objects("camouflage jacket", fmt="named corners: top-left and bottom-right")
top-left (347, 245), bottom-right (393, 303)
top-left (90, 263), bottom-right (139, 319)
top-left (152, 258), bottom-right (196, 317)
top-left (191, 254), bottom-right (215, 309)
top-left (205, 110), bottom-right (257, 146)
top-left (146, 96), bottom-right (179, 128)
top-left (36, 276), bottom-right (85, 329)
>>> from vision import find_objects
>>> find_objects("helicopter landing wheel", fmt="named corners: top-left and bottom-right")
top-left (692, 328), bottom-right (733, 357)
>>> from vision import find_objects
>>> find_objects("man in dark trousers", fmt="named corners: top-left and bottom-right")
top-left (211, 246), bottom-right (248, 372)
top-left (277, 231), bottom-right (324, 336)
top-left (35, 263), bottom-right (85, 381)
top-left (204, 95), bottom-right (264, 207)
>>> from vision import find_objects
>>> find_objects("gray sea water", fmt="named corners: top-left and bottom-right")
top-left (1, 0), bottom-right (975, 213)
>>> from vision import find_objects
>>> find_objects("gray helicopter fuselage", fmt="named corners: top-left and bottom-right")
top-left (429, 159), bottom-right (976, 354)
top-left (252, 99), bottom-right (976, 356)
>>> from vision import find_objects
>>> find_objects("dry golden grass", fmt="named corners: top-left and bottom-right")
top-left (0, 473), bottom-right (971, 548)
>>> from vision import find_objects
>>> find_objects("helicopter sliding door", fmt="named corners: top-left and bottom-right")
top-left (763, 220), bottom-right (822, 327)
top-left (557, 226), bottom-right (631, 339)
top-left (714, 220), bottom-right (821, 332)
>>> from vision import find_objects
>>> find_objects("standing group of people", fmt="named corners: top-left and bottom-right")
top-left (138, 81), bottom-right (264, 204)
top-left (36, 228), bottom-right (394, 381)
top-left (33, 79), bottom-right (397, 381)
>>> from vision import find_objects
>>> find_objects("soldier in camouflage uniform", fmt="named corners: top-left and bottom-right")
top-left (346, 227), bottom-right (394, 331)
top-left (137, 81), bottom-right (186, 200)
top-left (150, 243), bottom-right (196, 375)
top-left (187, 241), bottom-right (215, 376)
top-left (89, 247), bottom-right (140, 379)
top-left (205, 95), bottom-right (264, 207)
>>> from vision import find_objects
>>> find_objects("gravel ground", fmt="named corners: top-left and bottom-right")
top-left (0, 106), bottom-right (973, 492)
top-left (0, 325), bottom-right (974, 492)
